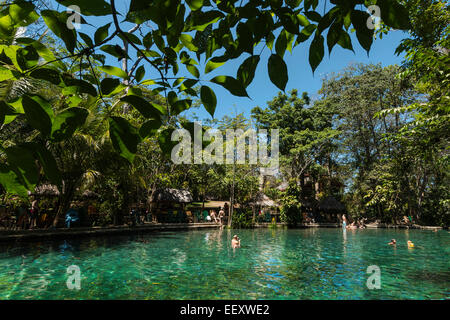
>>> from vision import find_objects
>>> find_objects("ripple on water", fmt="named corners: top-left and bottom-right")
top-left (0, 228), bottom-right (449, 299)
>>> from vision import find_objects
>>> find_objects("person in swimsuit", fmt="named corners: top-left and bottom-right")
top-left (231, 235), bottom-right (241, 248)
top-left (342, 214), bottom-right (347, 229)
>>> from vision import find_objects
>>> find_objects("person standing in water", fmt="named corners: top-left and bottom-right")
top-left (342, 214), bottom-right (347, 229)
top-left (231, 235), bottom-right (241, 248)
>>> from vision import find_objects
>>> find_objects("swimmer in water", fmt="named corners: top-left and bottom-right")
top-left (388, 239), bottom-right (396, 245)
top-left (231, 235), bottom-right (241, 248)
top-left (407, 240), bottom-right (414, 248)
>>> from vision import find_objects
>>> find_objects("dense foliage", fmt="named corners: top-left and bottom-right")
top-left (1, 0), bottom-right (447, 227)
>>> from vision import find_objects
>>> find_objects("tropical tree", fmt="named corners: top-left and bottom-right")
top-left (0, 0), bottom-right (412, 202)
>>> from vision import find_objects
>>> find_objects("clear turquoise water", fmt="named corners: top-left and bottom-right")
top-left (0, 228), bottom-right (448, 300)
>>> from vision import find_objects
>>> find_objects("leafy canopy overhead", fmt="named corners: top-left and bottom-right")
top-left (0, 0), bottom-right (411, 196)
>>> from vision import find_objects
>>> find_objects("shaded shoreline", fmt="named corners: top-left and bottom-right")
top-left (0, 222), bottom-right (446, 243)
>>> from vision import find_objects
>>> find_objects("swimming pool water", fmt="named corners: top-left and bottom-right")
top-left (0, 228), bottom-right (448, 299)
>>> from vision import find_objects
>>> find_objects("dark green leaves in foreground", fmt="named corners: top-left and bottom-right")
top-left (120, 95), bottom-right (162, 121)
top-left (210, 76), bottom-right (248, 97)
top-left (22, 95), bottom-right (52, 137)
top-left (377, 0), bottom-right (411, 30)
top-left (55, 0), bottom-right (111, 16)
top-left (200, 86), bottom-right (217, 118)
top-left (268, 54), bottom-right (288, 91)
top-left (109, 117), bottom-right (142, 163)
top-left (41, 10), bottom-right (77, 53)
top-left (51, 107), bottom-right (89, 142)
top-left (309, 34), bottom-right (324, 73)
top-left (237, 56), bottom-right (260, 88)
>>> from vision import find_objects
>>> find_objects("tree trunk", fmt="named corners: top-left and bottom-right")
top-left (228, 160), bottom-right (236, 228)
top-left (53, 182), bottom-right (75, 227)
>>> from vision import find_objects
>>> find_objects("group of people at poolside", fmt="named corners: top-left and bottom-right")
top-left (341, 214), bottom-right (366, 229)
top-left (206, 207), bottom-right (226, 225)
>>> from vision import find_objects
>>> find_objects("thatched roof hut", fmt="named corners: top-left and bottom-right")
top-left (318, 196), bottom-right (345, 213)
top-left (149, 188), bottom-right (193, 204)
top-left (81, 190), bottom-right (99, 199)
top-left (28, 184), bottom-right (60, 197)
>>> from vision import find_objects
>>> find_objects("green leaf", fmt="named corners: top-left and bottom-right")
top-left (337, 31), bottom-right (353, 52)
top-left (205, 56), bottom-right (227, 74)
top-left (237, 22), bottom-right (253, 54)
top-left (95, 23), bottom-right (111, 44)
top-left (135, 65), bottom-right (145, 83)
top-left (180, 34), bottom-right (198, 51)
top-left (200, 85), bottom-right (217, 118)
top-left (16, 45), bottom-right (39, 71)
top-left (63, 77), bottom-right (98, 96)
top-left (237, 55), bottom-right (260, 88)
top-left (100, 78), bottom-right (121, 95)
top-left (99, 65), bottom-right (129, 78)
top-left (79, 32), bottom-right (94, 48)
top-left (0, 164), bottom-right (29, 198)
top-left (55, 0), bottom-right (111, 16)
top-left (140, 119), bottom-right (161, 139)
top-left (9, 1), bottom-right (39, 26)
top-left (0, 65), bottom-right (14, 81)
top-left (186, 64), bottom-right (200, 78)
top-left (29, 68), bottom-right (61, 85)
top-left (0, 101), bottom-right (16, 125)
top-left (276, 29), bottom-right (288, 58)
top-left (351, 10), bottom-right (374, 54)
top-left (118, 32), bottom-right (143, 46)
top-left (187, 10), bottom-right (223, 32)
top-left (5, 145), bottom-right (39, 189)
top-left (120, 95), bottom-right (162, 120)
top-left (186, 0), bottom-right (204, 11)
top-left (309, 34), bottom-right (324, 73)
top-left (268, 54), bottom-right (288, 91)
top-left (158, 128), bottom-right (178, 156)
top-left (109, 116), bottom-right (141, 163)
top-left (101, 45), bottom-right (130, 60)
top-left (41, 10), bottom-right (77, 53)
top-left (210, 76), bottom-right (248, 97)
top-left (377, 0), bottom-right (411, 30)
top-left (327, 22), bottom-right (342, 54)
top-left (31, 143), bottom-right (62, 187)
top-left (51, 107), bottom-right (89, 142)
top-left (22, 95), bottom-right (52, 137)
top-left (171, 99), bottom-right (192, 115)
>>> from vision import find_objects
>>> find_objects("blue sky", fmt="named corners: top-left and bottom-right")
top-left (51, 0), bottom-right (408, 121)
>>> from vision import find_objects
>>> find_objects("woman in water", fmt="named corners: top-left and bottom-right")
top-left (342, 214), bottom-right (347, 229)
top-left (231, 235), bottom-right (241, 248)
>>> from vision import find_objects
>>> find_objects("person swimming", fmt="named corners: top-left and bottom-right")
top-left (388, 239), bottom-right (396, 245)
top-left (231, 235), bottom-right (241, 248)
top-left (407, 240), bottom-right (415, 248)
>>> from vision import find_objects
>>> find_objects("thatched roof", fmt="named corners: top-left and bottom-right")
top-left (81, 190), bottom-right (99, 199)
top-left (28, 184), bottom-right (60, 197)
top-left (251, 192), bottom-right (278, 207)
top-left (318, 196), bottom-right (345, 213)
top-left (149, 188), bottom-right (193, 203)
